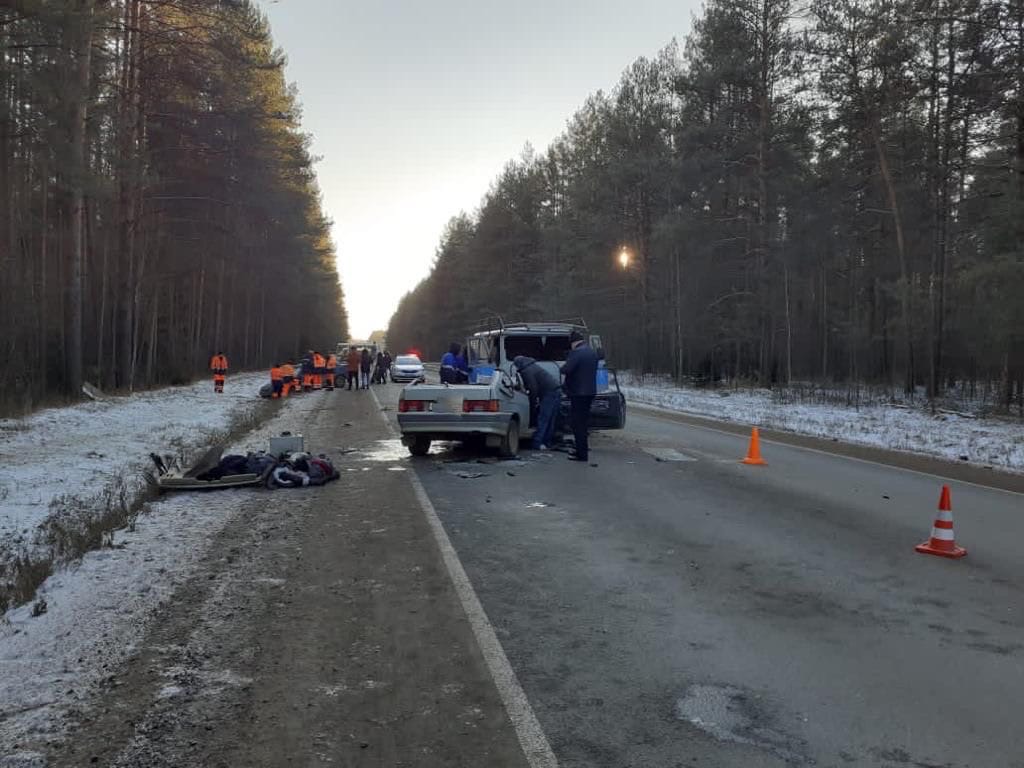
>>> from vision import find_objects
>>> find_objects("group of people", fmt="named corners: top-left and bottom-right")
top-left (267, 350), bottom-right (339, 399)
top-left (513, 330), bottom-right (599, 462)
top-left (344, 347), bottom-right (393, 390)
top-left (437, 332), bottom-right (600, 462)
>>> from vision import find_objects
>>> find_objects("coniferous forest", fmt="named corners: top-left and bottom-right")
top-left (388, 0), bottom-right (1024, 410)
top-left (0, 0), bottom-right (347, 415)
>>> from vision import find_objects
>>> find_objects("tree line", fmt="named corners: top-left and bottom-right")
top-left (388, 0), bottom-right (1024, 410)
top-left (0, 0), bottom-right (347, 416)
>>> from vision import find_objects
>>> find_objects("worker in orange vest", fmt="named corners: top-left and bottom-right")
top-left (209, 352), bottom-right (229, 393)
top-left (280, 361), bottom-right (295, 397)
top-left (302, 351), bottom-right (315, 392)
top-left (312, 351), bottom-right (326, 390)
top-left (346, 347), bottom-right (360, 390)
top-left (270, 363), bottom-right (283, 399)
top-left (325, 353), bottom-right (337, 390)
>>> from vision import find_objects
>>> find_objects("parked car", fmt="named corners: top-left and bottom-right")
top-left (396, 320), bottom-right (625, 457)
top-left (390, 354), bottom-right (426, 383)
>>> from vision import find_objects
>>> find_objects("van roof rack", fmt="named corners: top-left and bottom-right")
top-left (502, 317), bottom-right (587, 329)
top-left (469, 316), bottom-right (588, 334)
top-left (469, 314), bottom-right (506, 334)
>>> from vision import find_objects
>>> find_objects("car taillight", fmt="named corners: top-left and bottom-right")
top-left (400, 399), bottom-right (428, 413)
top-left (463, 399), bottom-right (500, 413)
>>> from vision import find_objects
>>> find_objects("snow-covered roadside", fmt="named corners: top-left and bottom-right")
top-left (620, 375), bottom-right (1024, 473)
top-left (0, 373), bottom-right (268, 552)
top-left (0, 390), bottom-right (328, 764)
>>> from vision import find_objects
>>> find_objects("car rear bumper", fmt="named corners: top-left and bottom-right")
top-left (398, 412), bottom-right (512, 439)
top-left (392, 372), bottom-right (425, 382)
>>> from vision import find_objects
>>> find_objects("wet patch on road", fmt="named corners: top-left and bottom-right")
top-left (643, 446), bottom-right (698, 462)
top-left (674, 683), bottom-right (806, 763)
top-left (356, 439), bottom-right (409, 462)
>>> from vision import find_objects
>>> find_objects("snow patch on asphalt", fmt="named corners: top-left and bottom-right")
top-left (621, 375), bottom-right (1024, 473)
top-left (0, 390), bottom-right (325, 759)
top-left (675, 683), bottom-right (803, 762)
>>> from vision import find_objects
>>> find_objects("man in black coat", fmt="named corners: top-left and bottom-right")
top-left (560, 331), bottom-right (599, 462)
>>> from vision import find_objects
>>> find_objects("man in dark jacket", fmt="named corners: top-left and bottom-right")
top-left (560, 331), bottom-right (598, 462)
top-left (360, 348), bottom-right (372, 389)
top-left (513, 356), bottom-right (561, 450)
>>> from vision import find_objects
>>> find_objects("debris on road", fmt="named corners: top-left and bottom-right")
top-left (152, 431), bottom-right (341, 492)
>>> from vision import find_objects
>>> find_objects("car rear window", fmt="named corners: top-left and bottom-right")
top-left (504, 335), bottom-right (573, 361)
top-left (396, 356), bottom-right (420, 365)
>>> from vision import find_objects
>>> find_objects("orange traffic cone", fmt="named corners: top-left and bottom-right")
top-left (915, 485), bottom-right (966, 559)
top-left (741, 427), bottom-right (767, 466)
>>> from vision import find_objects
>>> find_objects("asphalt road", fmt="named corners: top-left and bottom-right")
top-left (378, 383), bottom-right (1024, 768)
top-left (47, 390), bottom-right (531, 768)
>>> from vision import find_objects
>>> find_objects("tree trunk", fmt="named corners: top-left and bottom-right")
top-left (784, 260), bottom-right (792, 385)
top-left (872, 123), bottom-right (914, 394)
top-left (68, 0), bottom-right (96, 397)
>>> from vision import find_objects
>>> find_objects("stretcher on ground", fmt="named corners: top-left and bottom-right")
top-left (152, 445), bottom-right (273, 492)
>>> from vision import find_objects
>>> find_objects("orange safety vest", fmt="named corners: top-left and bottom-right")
top-left (327, 354), bottom-right (337, 368)
top-left (280, 363), bottom-right (295, 380)
top-left (210, 354), bottom-right (228, 372)
top-left (270, 365), bottom-right (283, 382)
top-left (314, 353), bottom-right (325, 368)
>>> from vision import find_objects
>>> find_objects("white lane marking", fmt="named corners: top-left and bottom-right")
top-left (630, 403), bottom-right (1024, 497)
top-left (370, 388), bottom-right (558, 768)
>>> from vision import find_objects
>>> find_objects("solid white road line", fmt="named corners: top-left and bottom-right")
top-left (370, 388), bottom-right (559, 768)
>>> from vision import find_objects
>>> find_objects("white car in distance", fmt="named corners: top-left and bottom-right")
top-left (391, 354), bottom-right (426, 383)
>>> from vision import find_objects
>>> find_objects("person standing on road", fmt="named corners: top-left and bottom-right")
top-left (374, 350), bottom-right (386, 384)
top-left (360, 348), bottom-right (372, 389)
top-left (560, 331), bottom-right (598, 462)
top-left (301, 351), bottom-right (315, 392)
top-left (382, 351), bottom-right (393, 383)
top-left (513, 356), bottom-right (561, 450)
top-left (325, 352), bottom-right (337, 390)
top-left (312, 350), bottom-right (326, 390)
top-left (346, 347), bottom-right (360, 390)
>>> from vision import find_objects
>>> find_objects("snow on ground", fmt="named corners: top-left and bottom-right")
top-left (0, 389), bottom-right (333, 763)
top-left (620, 374), bottom-right (1024, 474)
top-left (0, 373), bottom-right (267, 554)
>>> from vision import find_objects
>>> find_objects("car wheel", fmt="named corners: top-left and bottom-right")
top-left (408, 436), bottom-right (431, 457)
top-left (499, 419), bottom-right (520, 458)
top-left (614, 396), bottom-right (627, 429)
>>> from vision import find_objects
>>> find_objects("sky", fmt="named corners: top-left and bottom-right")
top-left (256, 0), bottom-right (700, 339)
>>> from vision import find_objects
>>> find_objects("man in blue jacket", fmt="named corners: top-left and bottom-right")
top-left (440, 342), bottom-right (469, 384)
top-left (560, 331), bottom-right (599, 462)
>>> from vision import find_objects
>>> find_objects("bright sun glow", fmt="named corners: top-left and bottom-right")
top-left (618, 248), bottom-right (631, 269)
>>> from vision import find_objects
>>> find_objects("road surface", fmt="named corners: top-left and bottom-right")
top-left (378, 384), bottom-right (1023, 768)
top-left (38, 381), bottom-right (1024, 767)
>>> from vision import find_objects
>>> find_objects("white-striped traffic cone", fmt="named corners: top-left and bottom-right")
top-left (915, 485), bottom-right (967, 559)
